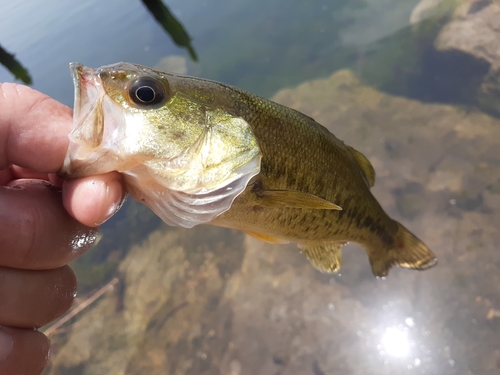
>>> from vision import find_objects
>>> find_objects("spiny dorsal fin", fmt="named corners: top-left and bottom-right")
top-left (298, 242), bottom-right (343, 273)
top-left (256, 190), bottom-right (342, 210)
top-left (346, 145), bottom-right (376, 187)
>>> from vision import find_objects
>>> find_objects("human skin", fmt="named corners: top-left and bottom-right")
top-left (0, 82), bottom-right (125, 375)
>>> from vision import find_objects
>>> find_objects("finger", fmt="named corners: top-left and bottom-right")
top-left (0, 326), bottom-right (50, 375)
top-left (0, 266), bottom-right (76, 328)
top-left (0, 181), bottom-right (97, 270)
top-left (9, 165), bottom-right (50, 181)
top-left (0, 169), bottom-right (13, 186)
top-left (0, 83), bottom-right (72, 172)
top-left (48, 173), bottom-right (64, 187)
top-left (62, 171), bottom-right (126, 227)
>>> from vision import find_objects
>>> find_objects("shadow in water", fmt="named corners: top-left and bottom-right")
top-left (355, 15), bottom-right (495, 116)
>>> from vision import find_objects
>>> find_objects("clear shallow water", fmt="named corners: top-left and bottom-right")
top-left (2, 1), bottom-right (500, 374)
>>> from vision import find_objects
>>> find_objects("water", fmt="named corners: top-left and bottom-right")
top-left (1, 1), bottom-right (500, 374)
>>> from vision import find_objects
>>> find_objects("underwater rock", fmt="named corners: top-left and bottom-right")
top-left (154, 55), bottom-right (189, 74)
top-left (409, 0), bottom-right (453, 25)
top-left (435, 2), bottom-right (500, 66)
top-left (477, 64), bottom-right (500, 118)
top-left (435, 1), bottom-right (500, 116)
top-left (154, 55), bottom-right (201, 76)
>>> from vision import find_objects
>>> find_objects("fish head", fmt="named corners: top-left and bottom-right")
top-left (61, 62), bottom-right (261, 227)
top-left (63, 62), bottom-right (202, 178)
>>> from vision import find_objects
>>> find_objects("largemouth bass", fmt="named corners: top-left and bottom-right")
top-left (61, 62), bottom-right (437, 277)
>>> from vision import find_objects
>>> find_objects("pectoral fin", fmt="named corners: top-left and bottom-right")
top-left (256, 190), bottom-right (342, 210)
top-left (243, 230), bottom-right (290, 244)
top-left (298, 242), bottom-right (343, 273)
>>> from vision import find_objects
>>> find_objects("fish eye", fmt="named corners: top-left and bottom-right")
top-left (128, 77), bottom-right (169, 107)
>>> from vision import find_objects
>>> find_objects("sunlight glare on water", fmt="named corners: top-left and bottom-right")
top-left (380, 326), bottom-right (411, 358)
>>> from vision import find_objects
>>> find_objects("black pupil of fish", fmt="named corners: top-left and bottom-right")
top-left (136, 86), bottom-right (155, 103)
top-left (129, 78), bottom-right (165, 106)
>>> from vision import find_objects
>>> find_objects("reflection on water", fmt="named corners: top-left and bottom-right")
top-left (2, 1), bottom-right (500, 374)
top-left (380, 325), bottom-right (411, 358)
top-left (0, 0), bottom-right (196, 87)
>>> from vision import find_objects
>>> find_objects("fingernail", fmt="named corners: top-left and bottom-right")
top-left (96, 180), bottom-right (127, 226)
top-left (7, 179), bottom-right (60, 192)
top-left (0, 327), bottom-right (13, 361)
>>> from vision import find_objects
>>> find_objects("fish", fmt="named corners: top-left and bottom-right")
top-left (60, 62), bottom-right (437, 277)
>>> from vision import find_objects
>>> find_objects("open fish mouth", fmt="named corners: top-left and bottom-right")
top-left (70, 63), bottom-right (104, 147)
top-left (70, 63), bottom-right (102, 141)
top-left (61, 63), bottom-right (104, 176)
top-left (61, 63), bottom-right (128, 178)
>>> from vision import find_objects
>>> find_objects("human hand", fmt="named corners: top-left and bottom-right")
top-left (0, 83), bottom-right (125, 374)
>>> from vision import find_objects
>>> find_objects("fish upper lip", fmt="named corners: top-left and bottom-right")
top-left (69, 62), bottom-right (100, 111)
top-left (68, 62), bottom-right (102, 133)
top-left (69, 62), bottom-right (95, 83)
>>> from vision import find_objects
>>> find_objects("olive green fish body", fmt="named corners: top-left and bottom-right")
top-left (62, 62), bottom-right (436, 277)
top-left (206, 90), bottom-right (433, 276)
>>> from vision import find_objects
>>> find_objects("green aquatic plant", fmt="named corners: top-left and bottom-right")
top-left (141, 0), bottom-right (197, 61)
top-left (0, 44), bottom-right (32, 84)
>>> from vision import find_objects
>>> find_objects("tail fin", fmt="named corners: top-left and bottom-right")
top-left (368, 222), bottom-right (437, 277)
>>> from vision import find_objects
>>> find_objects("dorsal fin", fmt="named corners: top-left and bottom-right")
top-left (346, 145), bottom-right (376, 187)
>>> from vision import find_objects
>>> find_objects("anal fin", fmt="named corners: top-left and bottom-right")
top-left (298, 242), bottom-right (343, 273)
